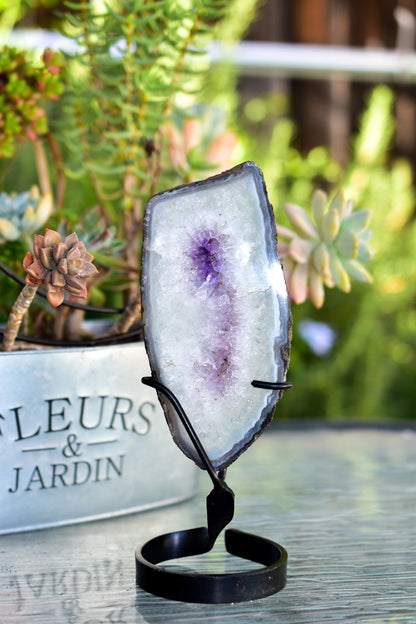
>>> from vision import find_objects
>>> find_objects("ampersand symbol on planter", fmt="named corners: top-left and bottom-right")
top-left (62, 433), bottom-right (82, 457)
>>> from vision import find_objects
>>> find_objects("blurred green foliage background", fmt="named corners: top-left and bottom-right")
top-left (1, 0), bottom-right (415, 422)
top-left (244, 85), bottom-right (416, 423)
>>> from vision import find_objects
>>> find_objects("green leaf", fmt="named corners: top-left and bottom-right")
top-left (86, 162), bottom-right (127, 176)
top-left (92, 250), bottom-right (128, 270)
top-left (117, 0), bottom-right (165, 10)
top-left (311, 189), bottom-right (327, 224)
top-left (336, 229), bottom-right (358, 260)
top-left (342, 258), bottom-right (373, 284)
top-left (63, 0), bottom-right (85, 11)
top-left (63, 166), bottom-right (87, 180)
top-left (321, 208), bottom-right (340, 243)
top-left (356, 241), bottom-right (374, 264)
top-left (328, 249), bottom-right (351, 292)
top-left (328, 190), bottom-right (344, 213)
top-left (0, 218), bottom-right (20, 241)
top-left (88, 285), bottom-right (106, 308)
top-left (341, 209), bottom-right (371, 233)
top-left (123, 167), bottom-right (152, 182)
top-left (284, 203), bottom-right (319, 240)
top-left (312, 242), bottom-right (330, 277)
top-left (340, 197), bottom-right (354, 220)
top-left (359, 228), bottom-right (372, 243)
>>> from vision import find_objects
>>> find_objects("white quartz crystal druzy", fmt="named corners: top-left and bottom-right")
top-left (141, 162), bottom-right (291, 470)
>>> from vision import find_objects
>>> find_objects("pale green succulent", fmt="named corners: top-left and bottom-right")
top-left (277, 190), bottom-right (373, 308)
top-left (0, 187), bottom-right (52, 244)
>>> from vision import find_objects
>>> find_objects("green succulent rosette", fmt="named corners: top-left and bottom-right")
top-left (0, 186), bottom-right (52, 243)
top-left (277, 190), bottom-right (374, 308)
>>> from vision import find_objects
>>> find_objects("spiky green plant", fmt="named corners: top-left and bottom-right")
top-left (277, 190), bottom-right (373, 308)
top-left (0, 0), bottom-right (234, 345)
top-left (60, 0), bottom-right (227, 301)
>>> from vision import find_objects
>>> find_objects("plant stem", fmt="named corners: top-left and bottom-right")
top-left (54, 305), bottom-right (70, 341)
top-left (124, 195), bottom-right (143, 302)
top-left (106, 290), bottom-right (141, 336)
top-left (33, 139), bottom-right (52, 197)
top-left (47, 133), bottom-right (66, 209)
top-left (1, 285), bottom-right (38, 352)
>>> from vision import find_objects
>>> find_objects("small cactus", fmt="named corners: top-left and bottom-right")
top-left (0, 186), bottom-right (52, 243)
top-left (1, 229), bottom-right (98, 351)
top-left (277, 190), bottom-right (373, 308)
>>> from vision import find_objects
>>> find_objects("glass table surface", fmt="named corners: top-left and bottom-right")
top-left (1, 426), bottom-right (415, 623)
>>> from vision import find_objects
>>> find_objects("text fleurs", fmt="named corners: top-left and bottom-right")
top-left (0, 394), bottom-right (155, 493)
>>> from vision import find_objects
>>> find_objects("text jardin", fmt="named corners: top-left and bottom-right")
top-left (1, 394), bottom-right (156, 494)
top-left (8, 454), bottom-right (126, 493)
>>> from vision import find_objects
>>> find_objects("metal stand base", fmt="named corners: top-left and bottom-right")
top-left (135, 527), bottom-right (287, 604)
top-left (135, 376), bottom-right (290, 604)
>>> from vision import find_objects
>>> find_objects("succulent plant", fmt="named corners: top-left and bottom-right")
top-left (0, 46), bottom-right (64, 159)
top-left (24, 229), bottom-right (99, 307)
top-left (0, 186), bottom-right (52, 243)
top-left (1, 229), bottom-right (98, 352)
top-left (59, 208), bottom-right (125, 259)
top-left (277, 190), bottom-right (373, 308)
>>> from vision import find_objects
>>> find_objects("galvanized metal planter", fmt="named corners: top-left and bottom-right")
top-left (0, 341), bottom-right (197, 534)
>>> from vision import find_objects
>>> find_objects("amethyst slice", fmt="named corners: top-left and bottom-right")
top-left (141, 162), bottom-right (291, 471)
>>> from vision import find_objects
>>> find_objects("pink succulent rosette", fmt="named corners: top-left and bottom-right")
top-left (23, 228), bottom-right (98, 307)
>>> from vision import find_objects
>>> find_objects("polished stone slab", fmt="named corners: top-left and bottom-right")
top-left (141, 162), bottom-right (291, 470)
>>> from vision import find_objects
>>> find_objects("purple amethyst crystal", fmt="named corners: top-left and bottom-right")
top-left (187, 230), bottom-right (236, 397)
top-left (141, 162), bottom-right (291, 470)
top-left (189, 233), bottom-right (222, 288)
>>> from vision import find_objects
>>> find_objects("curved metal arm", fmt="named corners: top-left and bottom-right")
top-left (141, 375), bottom-right (234, 545)
top-left (141, 376), bottom-right (221, 488)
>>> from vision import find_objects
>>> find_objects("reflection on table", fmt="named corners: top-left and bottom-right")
top-left (1, 426), bottom-right (415, 624)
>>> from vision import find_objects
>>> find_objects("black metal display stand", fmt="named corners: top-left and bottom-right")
top-left (135, 376), bottom-right (291, 604)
